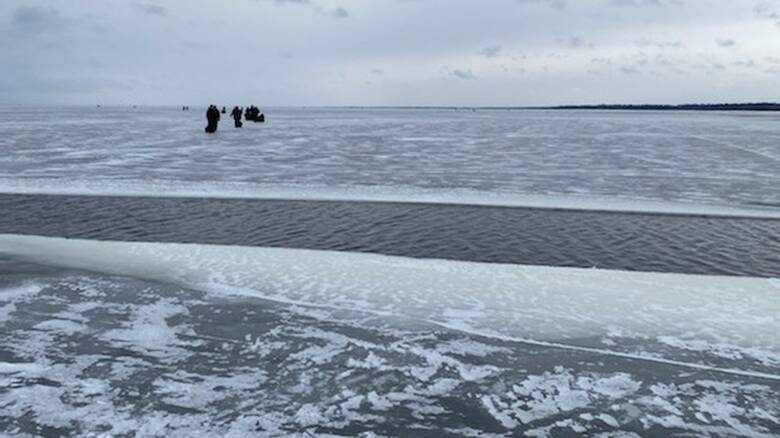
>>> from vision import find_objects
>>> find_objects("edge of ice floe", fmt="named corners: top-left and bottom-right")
top-left (1, 178), bottom-right (780, 219)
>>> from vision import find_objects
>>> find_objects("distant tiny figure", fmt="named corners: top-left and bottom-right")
top-left (221, 106), bottom-right (227, 114)
top-left (231, 106), bottom-right (243, 128)
top-left (205, 104), bottom-right (220, 133)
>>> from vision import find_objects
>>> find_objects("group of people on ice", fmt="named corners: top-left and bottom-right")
top-left (205, 105), bottom-right (265, 133)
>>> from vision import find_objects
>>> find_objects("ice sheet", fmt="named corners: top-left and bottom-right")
top-left (1, 234), bottom-right (777, 367)
top-left (0, 268), bottom-right (778, 436)
top-left (2, 107), bottom-right (780, 216)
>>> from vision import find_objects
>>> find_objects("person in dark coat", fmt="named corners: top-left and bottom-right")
top-left (231, 106), bottom-right (243, 128)
top-left (205, 105), bottom-right (220, 133)
top-left (221, 106), bottom-right (227, 114)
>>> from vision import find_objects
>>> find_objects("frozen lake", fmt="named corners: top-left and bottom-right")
top-left (1, 106), bottom-right (779, 436)
top-left (1, 106), bottom-right (780, 215)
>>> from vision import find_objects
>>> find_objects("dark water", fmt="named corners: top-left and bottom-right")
top-left (2, 194), bottom-right (780, 436)
top-left (1, 194), bottom-right (779, 277)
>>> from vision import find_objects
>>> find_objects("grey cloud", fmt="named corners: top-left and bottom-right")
top-left (480, 45), bottom-right (502, 58)
top-left (568, 36), bottom-right (585, 48)
top-left (653, 54), bottom-right (675, 66)
top-left (734, 60), bottom-right (757, 68)
top-left (181, 41), bottom-right (208, 50)
top-left (716, 39), bottom-right (736, 47)
top-left (516, 0), bottom-right (567, 10)
top-left (274, 0), bottom-right (348, 19)
top-left (609, 0), bottom-right (681, 6)
top-left (0, 65), bottom-right (131, 98)
top-left (450, 69), bottom-right (477, 80)
top-left (9, 6), bottom-right (66, 34)
top-left (635, 38), bottom-right (684, 49)
top-left (755, 1), bottom-right (780, 26)
top-left (131, 2), bottom-right (168, 16)
top-left (2, 0), bottom-right (776, 106)
top-left (329, 7), bottom-right (349, 19)
top-left (563, 36), bottom-right (592, 49)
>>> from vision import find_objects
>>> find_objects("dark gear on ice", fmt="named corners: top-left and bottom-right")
top-left (244, 105), bottom-right (265, 123)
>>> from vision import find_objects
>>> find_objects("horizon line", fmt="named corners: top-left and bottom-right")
top-left (2, 102), bottom-right (780, 110)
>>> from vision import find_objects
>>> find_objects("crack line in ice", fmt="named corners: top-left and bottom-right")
top-left (171, 283), bottom-right (780, 382)
top-left (205, 282), bottom-right (780, 382)
top-left (427, 322), bottom-right (780, 382)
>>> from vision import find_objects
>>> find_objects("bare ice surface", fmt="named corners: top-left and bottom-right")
top-left (1, 107), bottom-right (780, 216)
top-left (0, 243), bottom-right (778, 437)
top-left (1, 234), bottom-right (778, 358)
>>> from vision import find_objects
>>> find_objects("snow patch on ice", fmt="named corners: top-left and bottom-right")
top-left (481, 367), bottom-right (640, 426)
top-left (0, 282), bottom-right (46, 324)
top-left (100, 299), bottom-right (199, 361)
top-left (33, 319), bottom-right (86, 335)
top-left (0, 362), bottom-right (47, 375)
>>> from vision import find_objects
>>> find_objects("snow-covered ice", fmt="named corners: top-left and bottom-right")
top-left (1, 107), bottom-right (779, 216)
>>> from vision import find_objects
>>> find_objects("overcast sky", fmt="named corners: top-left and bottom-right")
top-left (1, 0), bottom-right (779, 106)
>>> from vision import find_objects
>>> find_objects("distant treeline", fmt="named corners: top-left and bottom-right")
top-left (543, 103), bottom-right (780, 111)
top-left (341, 103), bottom-right (780, 111)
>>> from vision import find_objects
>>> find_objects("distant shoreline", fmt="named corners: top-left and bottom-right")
top-left (340, 103), bottom-right (780, 111)
top-left (539, 103), bottom-right (780, 111)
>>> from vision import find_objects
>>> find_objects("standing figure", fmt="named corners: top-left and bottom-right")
top-left (205, 105), bottom-right (220, 133)
top-left (221, 106), bottom-right (227, 114)
top-left (231, 106), bottom-right (243, 128)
